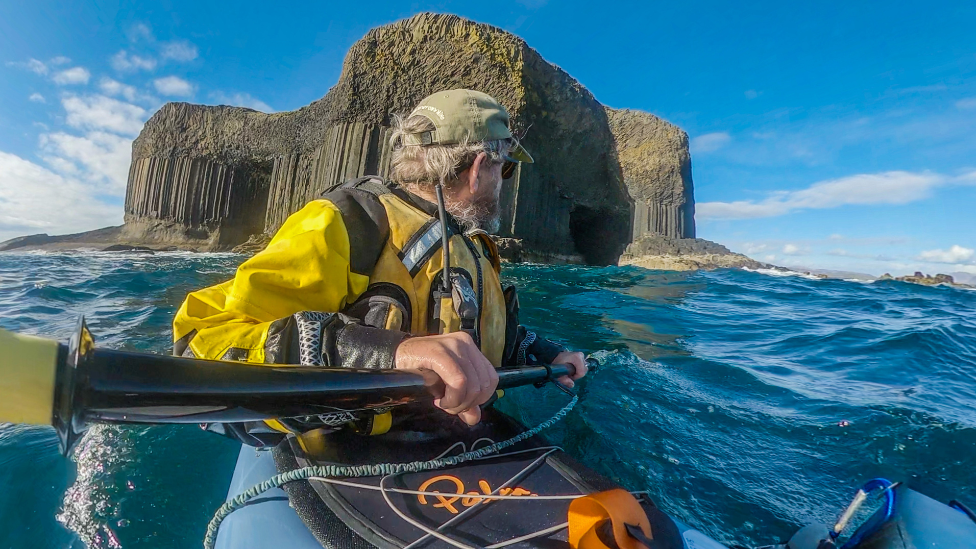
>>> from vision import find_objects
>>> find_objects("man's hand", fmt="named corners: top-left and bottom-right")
top-left (552, 351), bottom-right (588, 389)
top-left (394, 332), bottom-right (499, 425)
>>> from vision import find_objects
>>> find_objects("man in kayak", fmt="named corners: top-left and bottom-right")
top-left (172, 89), bottom-right (586, 440)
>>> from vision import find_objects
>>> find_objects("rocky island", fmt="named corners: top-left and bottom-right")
top-left (0, 13), bottom-right (752, 272)
top-left (879, 272), bottom-right (974, 289)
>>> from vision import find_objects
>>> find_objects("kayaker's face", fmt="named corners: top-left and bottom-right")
top-left (451, 149), bottom-right (506, 233)
top-left (472, 153), bottom-right (504, 233)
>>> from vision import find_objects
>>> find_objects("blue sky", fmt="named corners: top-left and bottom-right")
top-left (1, 1), bottom-right (974, 277)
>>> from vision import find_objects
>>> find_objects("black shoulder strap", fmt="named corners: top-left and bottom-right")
top-left (321, 175), bottom-right (392, 197)
top-left (320, 176), bottom-right (460, 279)
top-left (320, 177), bottom-right (392, 276)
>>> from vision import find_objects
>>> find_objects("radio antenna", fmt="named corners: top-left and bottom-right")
top-left (435, 183), bottom-right (451, 291)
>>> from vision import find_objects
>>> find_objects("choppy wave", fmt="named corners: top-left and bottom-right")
top-left (0, 253), bottom-right (974, 548)
top-left (744, 266), bottom-right (824, 280)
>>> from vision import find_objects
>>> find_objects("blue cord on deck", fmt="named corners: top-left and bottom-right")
top-left (202, 395), bottom-right (578, 549)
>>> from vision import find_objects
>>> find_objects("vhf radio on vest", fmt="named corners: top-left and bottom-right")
top-left (433, 183), bottom-right (480, 342)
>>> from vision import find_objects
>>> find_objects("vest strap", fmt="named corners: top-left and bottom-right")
top-left (324, 177), bottom-right (460, 280)
top-left (321, 177), bottom-right (392, 276)
top-left (399, 219), bottom-right (453, 277)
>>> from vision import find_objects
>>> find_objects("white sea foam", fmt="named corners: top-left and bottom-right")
top-left (744, 267), bottom-right (821, 280)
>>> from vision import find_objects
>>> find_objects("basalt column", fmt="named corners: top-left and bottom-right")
top-left (122, 156), bottom-right (271, 249)
top-left (265, 122), bottom-right (392, 232)
top-left (606, 107), bottom-right (695, 240)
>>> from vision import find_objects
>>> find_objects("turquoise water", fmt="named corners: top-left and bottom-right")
top-left (0, 251), bottom-right (974, 548)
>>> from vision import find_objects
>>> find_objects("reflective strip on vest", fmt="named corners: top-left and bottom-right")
top-left (401, 220), bottom-right (450, 276)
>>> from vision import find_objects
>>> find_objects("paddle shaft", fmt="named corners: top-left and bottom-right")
top-left (44, 319), bottom-right (576, 452)
top-left (69, 346), bottom-right (575, 424)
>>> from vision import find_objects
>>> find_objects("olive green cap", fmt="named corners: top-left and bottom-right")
top-left (403, 89), bottom-right (533, 164)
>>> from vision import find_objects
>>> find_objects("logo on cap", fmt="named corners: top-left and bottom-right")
top-left (414, 105), bottom-right (446, 121)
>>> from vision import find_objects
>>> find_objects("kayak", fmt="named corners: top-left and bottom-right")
top-left (210, 403), bottom-right (976, 549)
top-left (1, 322), bottom-right (973, 548)
top-left (213, 404), bottom-right (727, 549)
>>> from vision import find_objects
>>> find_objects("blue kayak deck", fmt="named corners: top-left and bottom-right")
top-left (215, 445), bottom-right (322, 549)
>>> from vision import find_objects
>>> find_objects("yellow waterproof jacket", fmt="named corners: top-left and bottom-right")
top-left (174, 198), bottom-right (369, 360)
top-left (173, 178), bottom-right (564, 372)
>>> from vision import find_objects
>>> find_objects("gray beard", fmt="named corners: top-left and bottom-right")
top-left (446, 195), bottom-right (501, 233)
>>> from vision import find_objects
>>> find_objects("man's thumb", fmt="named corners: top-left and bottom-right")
top-left (458, 406), bottom-right (482, 426)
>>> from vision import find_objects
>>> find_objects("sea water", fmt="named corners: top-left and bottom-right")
top-left (0, 251), bottom-right (973, 548)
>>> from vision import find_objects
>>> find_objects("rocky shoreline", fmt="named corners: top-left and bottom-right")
top-left (0, 228), bottom-right (201, 253)
top-left (617, 235), bottom-right (765, 271)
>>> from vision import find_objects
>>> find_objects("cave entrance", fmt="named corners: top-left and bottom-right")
top-left (569, 205), bottom-right (627, 265)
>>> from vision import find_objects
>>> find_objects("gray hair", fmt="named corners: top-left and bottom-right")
top-left (389, 114), bottom-right (509, 190)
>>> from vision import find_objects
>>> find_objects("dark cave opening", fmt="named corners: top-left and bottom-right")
top-left (569, 205), bottom-right (627, 266)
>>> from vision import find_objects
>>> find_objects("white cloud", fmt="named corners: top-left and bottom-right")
top-left (99, 77), bottom-right (140, 102)
top-left (40, 131), bottom-right (133, 194)
top-left (0, 151), bottom-right (121, 241)
top-left (697, 171), bottom-right (946, 220)
top-left (742, 242), bottom-right (768, 254)
top-left (62, 94), bottom-right (148, 135)
top-left (27, 59), bottom-right (49, 74)
top-left (7, 58), bottom-right (49, 74)
top-left (153, 76), bottom-right (194, 96)
top-left (111, 50), bottom-right (157, 72)
top-left (0, 87), bottom-right (147, 240)
top-left (826, 249), bottom-right (897, 262)
top-left (783, 244), bottom-right (801, 255)
top-left (744, 90), bottom-right (760, 100)
top-left (890, 84), bottom-right (948, 96)
top-left (127, 23), bottom-right (154, 43)
top-left (692, 96), bottom-right (976, 174)
top-left (31, 94), bottom-right (145, 201)
top-left (956, 97), bottom-right (976, 110)
top-left (161, 41), bottom-right (199, 62)
top-left (52, 67), bottom-right (91, 85)
top-left (208, 91), bottom-right (274, 112)
top-left (918, 245), bottom-right (975, 264)
top-left (29, 93), bottom-right (45, 103)
top-left (690, 132), bottom-right (731, 154)
top-left (7, 57), bottom-right (74, 80)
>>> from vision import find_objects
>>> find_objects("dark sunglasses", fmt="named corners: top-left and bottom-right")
top-left (502, 160), bottom-right (518, 179)
top-left (456, 157), bottom-right (520, 179)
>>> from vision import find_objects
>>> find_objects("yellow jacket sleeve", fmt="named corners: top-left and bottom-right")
top-left (173, 200), bottom-right (371, 361)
